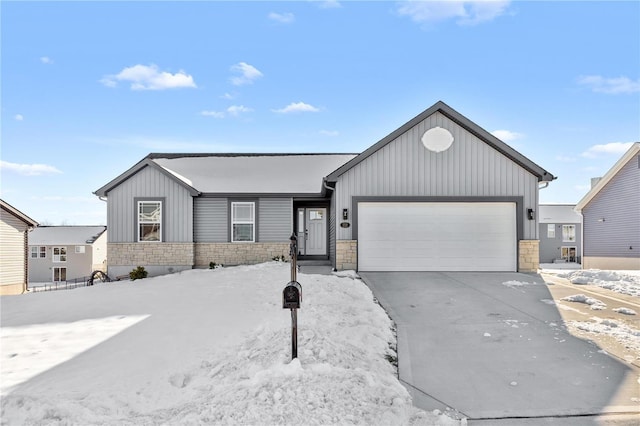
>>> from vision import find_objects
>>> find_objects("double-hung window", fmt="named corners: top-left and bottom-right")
top-left (31, 246), bottom-right (46, 258)
top-left (562, 225), bottom-right (576, 242)
top-left (138, 201), bottom-right (162, 242)
top-left (231, 202), bottom-right (255, 242)
top-left (547, 224), bottom-right (555, 238)
top-left (53, 247), bottom-right (67, 262)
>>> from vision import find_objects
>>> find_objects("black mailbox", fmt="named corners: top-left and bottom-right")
top-left (282, 281), bottom-right (302, 309)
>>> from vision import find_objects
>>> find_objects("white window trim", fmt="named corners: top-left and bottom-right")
top-left (53, 247), bottom-right (67, 263)
top-left (561, 246), bottom-right (577, 262)
top-left (231, 201), bottom-right (255, 243)
top-left (547, 224), bottom-right (555, 239)
top-left (75, 245), bottom-right (86, 254)
top-left (30, 247), bottom-right (38, 258)
top-left (53, 267), bottom-right (67, 282)
top-left (562, 225), bottom-right (576, 242)
top-left (137, 200), bottom-right (163, 242)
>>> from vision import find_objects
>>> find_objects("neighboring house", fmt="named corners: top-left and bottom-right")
top-left (28, 226), bottom-right (108, 283)
top-left (575, 142), bottom-right (640, 270)
top-left (538, 204), bottom-right (582, 264)
top-left (0, 200), bottom-right (39, 295)
top-left (95, 101), bottom-right (554, 277)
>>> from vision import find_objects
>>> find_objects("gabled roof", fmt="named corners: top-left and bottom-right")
top-left (95, 153), bottom-right (358, 197)
top-left (326, 101), bottom-right (555, 183)
top-left (575, 142), bottom-right (640, 212)
top-left (29, 226), bottom-right (107, 246)
top-left (0, 199), bottom-right (38, 227)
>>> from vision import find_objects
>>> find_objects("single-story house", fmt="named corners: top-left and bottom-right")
top-left (28, 226), bottom-right (108, 283)
top-left (575, 142), bottom-right (640, 270)
top-left (95, 101), bottom-right (554, 277)
top-left (538, 204), bottom-right (582, 264)
top-left (0, 199), bottom-right (39, 295)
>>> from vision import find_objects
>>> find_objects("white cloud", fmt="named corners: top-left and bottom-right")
top-left (220, 92), bottom-right (236, 100)
top-left (268, 12), bottom-right (295, 23)
top-left (272, 102), bottom-right (320, 114)
top-left (230, 62), bottom-right (263, 86)
top-left (577, 75), bottom-right (640, 94)
top-left (581, 142), bottom-right (634, 158)
top-left (14, 114), bottom-right (24, 121)
top-left (397, 0), bottom-right (510, 26)
top-left (491, 129), bottom-right (523, 142)
top-left (201, 110), bottom-right (226, 119)
top-left (40, 56), bottom-right (53, 64)
top-left (100, 64), bottom-right (197, 90)
top-left (320, 130), bottom-right (339, 136)
top-left (318, 0), bottom-right (342, 9)
top-left (201, 105), bottom-right (253, 119)
top-left (1, 161), bottom-right (62, 176)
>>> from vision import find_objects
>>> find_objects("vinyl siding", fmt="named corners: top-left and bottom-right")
top-left (0, 211), bottom-right (29, 290)
top-left (107, 166), bottom-right (194, 243)
top-left (583, 154), bottom-right (640, 258)
top-left (538, 223), bottom-right (582, 263)
top-left (258, 198), bottom-right (292, 242)
top-left (194, 198), bottom-right (228, 242)
top-left (334, 111), bottom-right (539, 240)
top-left (194, 197), bottom-right (292, 243)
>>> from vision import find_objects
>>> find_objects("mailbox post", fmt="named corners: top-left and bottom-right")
top-left (283, 233), bottom-right (301, 359)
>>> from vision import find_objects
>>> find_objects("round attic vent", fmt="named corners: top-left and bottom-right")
top-left (421, 126), bottom-right (454, 153)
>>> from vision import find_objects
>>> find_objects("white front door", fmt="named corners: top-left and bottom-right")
top-left (297, 208), bottom-right (327, 256)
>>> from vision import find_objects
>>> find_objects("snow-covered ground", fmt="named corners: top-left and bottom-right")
top-left (1, 262), bottom-right (460, 425)
top-left (540, 266), bottom-right (640, 365)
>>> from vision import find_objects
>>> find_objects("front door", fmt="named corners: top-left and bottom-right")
top-left (297, 208), bottom-right (327, 256)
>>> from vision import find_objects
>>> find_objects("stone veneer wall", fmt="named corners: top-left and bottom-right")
top-left (194, 242), bottom-right (289, 267)
top-left (336, 240), bottom-right (357, 270)
top-left (518, 240), bottom-right (539, 272)
top-left (108, 243), bottom-right (195, 267)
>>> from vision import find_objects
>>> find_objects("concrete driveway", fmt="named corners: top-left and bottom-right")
top-left (360, 272), bottom-right (640, 423)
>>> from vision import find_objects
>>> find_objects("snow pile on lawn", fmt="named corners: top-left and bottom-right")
top-left (561, 294), bottom-right (607, 310)
top-left (1, 262), bottom-right (459, 425)
top-left (559, 270), bottom-right (640, 297)
top-left (568, 318), bottom-right (640, 354)
top-left (613, 307), bottom-right (637, 316)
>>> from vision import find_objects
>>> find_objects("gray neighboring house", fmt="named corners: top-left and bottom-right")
top-left (538, 204), bottom-right (582, 264)
top-left (95, 101), bottom-right (554, 277)
top-left (575, 142), bottom-right (640, 270)
top-left (28, 226), bottom-right (108, 283)
top-left (0, 200), bottom-right (38, 295)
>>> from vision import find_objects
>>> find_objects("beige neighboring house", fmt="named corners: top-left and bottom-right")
top-left (0, 200), bottom-right (39, 295)
top-left (28, 226), bottom-right (108, 284)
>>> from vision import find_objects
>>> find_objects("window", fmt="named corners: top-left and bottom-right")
top-left (231, 202), bottom-right (255, 242)
top-left (53, 247), bottom-right (67, 263)
top-left (53, 267), bottom-right (66, 282)
top-left (75, 246), bottom-right (86, 254)
top-left (547, 224), bottom-right (555, 238)
top-left (31, 246), bottom-right (46, 258)
top-left (562, 225), bottom-right (576, 242)
top-left (138, 201), bottom-right (162, 242)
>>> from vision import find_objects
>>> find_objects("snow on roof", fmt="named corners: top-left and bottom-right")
top-left (538, 204), bottom-right (582, 224)
top-left (30, 226), bottom-right (107, 246)
top-left (152, 154), bottom-right (358, 194)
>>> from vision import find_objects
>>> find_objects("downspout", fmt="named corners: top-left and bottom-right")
top-left (323, 179), bottom-right (337, 271)
top-left (24, 225), bottom-right (36, 294)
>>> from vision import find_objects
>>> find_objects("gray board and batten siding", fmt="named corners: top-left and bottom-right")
top-left (582, 152), bottom-right (640, 258)
top-left (106, 165), bottom-right (194, 243)
top-left (328, 109), bottom-right (544, 242)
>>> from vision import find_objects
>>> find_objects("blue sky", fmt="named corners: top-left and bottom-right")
top-left (2, 0), bottom-right (639, 225)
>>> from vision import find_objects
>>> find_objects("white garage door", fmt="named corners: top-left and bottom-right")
top-left (358, 202), bottom-right (517, 272)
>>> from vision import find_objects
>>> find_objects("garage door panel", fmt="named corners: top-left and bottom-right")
top-left (358, 202), bottom-right (516, 272)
